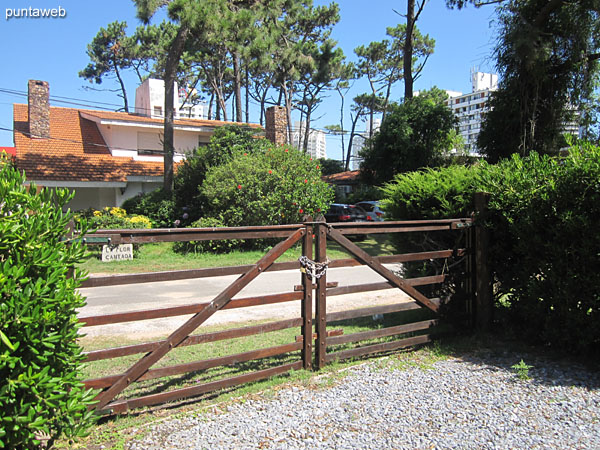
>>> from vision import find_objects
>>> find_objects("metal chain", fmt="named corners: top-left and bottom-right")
top-left (298, 255), bottom-right (329, 281)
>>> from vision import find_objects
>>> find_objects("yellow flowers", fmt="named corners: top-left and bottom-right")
top-left (128, 215), bottom-right (152, 228)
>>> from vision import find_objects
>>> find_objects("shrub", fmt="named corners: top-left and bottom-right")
top-left (173, 125), bottom-right (271, 224)
top-left (481, 145), bottom-right (600, 355)
top-left (382, 143), bottom-right (600, 356)
top-left (173, 217), bottom-right (241, 254)
top-left (381, 164), bottom-right (476, 221)
top-left (121, 188), bottom-right (178, 228)
top-left (202, 146), bottom-right (333, 228)
top-left (0, 158), bottom-right (96, 449)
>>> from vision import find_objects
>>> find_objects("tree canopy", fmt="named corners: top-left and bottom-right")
top-left (477, 0), bottom-right (600, 161)
top-left (359, 87), bottom-right (457, 185)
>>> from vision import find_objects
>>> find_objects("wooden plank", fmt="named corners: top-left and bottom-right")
top-left (294, 281), bottom-right (338, 291)
top-left (326, 227), bottom-right (440, 313)
top-left (85, 342), bottom-right (303, 389)
top-left (94, 224), bottom-right (302, 235)
top-left (315, 222), bottom-right (328, 370)
top-left (93, 228), bottom-right (305, 411)
top-left (106, 361), bottom-right (304, 414)
top-left (81, 260), bottom-right (300, 288)
top-left (474, 192), bottom-right (492, 331)
top-left (80, 291), bottom-right (303, 327)
top-left (325, 275), bottom-right (446, 297)
top-left (335, 225), bottom-right (453, 235)
top-left (83, 318), bottom-right (303, 362)
top-left (311, 218), bottom-right (472, 227)
top-left (325, 334), bottom-right (433, 363)
top-left (301, 222), bottom-right (313, 370)
top-left (325, 300), bottom-right (429, 323)
top-left (119, 230), bottom-right (298, 243)
top-left (327, 249), bottom-right (465, 270)
top-left (80, 249), bottom-right (465, 289)
top-left (327, 320), bottom-right (438, 346)
top-left (295, 329), bottom-right (344, 343)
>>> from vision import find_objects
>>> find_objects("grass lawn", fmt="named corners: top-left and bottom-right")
top-left (78, 234), bottom-right (397, 275)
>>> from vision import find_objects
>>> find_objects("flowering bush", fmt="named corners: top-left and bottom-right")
top-left (76, 207), bottom-right (152, 229)
top-left (201, 145), bottom-right (333, 228)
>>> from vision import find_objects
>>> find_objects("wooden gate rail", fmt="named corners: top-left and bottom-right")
top-left (77, 217), bottom-right (475, 413)
top-left (108, 362), bottom-right (304, 414)
top-left (81, 248), bottom-right (464, 289)
top-left (79, 291), bottom-right (303, 326)
top-left (83, 317), bottom-right (303, 362)
top-left (93, 227), bottom-right (305, 412)
top-left (85, 341), bottom-right (303, 390)
top-left (311, 219), bottom-right (472, 369)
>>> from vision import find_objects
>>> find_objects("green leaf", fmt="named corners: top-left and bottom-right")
top-left (0, 330), bottom-right (16, 352)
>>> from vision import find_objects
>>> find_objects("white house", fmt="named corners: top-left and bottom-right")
top-left (13, 80), bottom-right (260, 210)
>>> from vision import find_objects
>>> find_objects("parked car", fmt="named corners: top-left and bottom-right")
top-left (324, 203), bottom-right (367, 223)
top-left (355, 201), bottom-right (385, 222)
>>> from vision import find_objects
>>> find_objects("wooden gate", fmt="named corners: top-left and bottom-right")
top-left (77, 216), bottom-right (478, 414)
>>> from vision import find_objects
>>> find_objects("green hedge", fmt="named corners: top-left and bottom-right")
top-left (382, 142), bottom-right (600, 356)
top-left (0, 159), bottom-right (96, 449)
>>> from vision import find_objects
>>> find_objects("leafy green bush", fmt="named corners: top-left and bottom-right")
top-left (121, 188), bottom-right (177, 228)
top-left (382, 143), bottom-right (600, 355)
top-left (173, 217), bottom-right (241, 254)
top-left (0, 158), bottom-right (96, 449)
top-left (481, 145), bottom-right (600, 355)
top-left (381, 164), bottom-right (476, 220)
top-left (174, 125), bottom-right (271, 224)
top-left (202, 145), bottom-right (333, 228)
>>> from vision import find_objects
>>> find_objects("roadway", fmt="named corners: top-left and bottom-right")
top-left (78, 265), bottom-right (409, 340)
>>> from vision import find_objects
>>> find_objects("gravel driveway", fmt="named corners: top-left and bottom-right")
top-left (125, 348), bottom-right (600, 450)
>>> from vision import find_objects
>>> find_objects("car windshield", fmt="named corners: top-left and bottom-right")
top-left (358, 203), bottom-right (374, 212)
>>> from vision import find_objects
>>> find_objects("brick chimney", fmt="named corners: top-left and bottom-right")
top-left (28, 80), bottom-right (50, 139)
top-left (265, 106), bottom-right (288, 146)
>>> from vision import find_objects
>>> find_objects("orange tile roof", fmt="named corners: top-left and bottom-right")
top-left (14, 105), bottom-right (264, 184)
top-left (12, 105), bottom-right (202, 183)
top-left (322, 170), bottom-right (361, 184)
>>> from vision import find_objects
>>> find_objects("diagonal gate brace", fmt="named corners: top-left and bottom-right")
top-left (325, 226), bottom-right (439, 313)
top-left (93, 228), bottom-right (306, 412)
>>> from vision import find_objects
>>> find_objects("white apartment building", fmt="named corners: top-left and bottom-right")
top-left (447, 72), bottom-right (580, 154)
top-left (351, 118), bottom-right (381, 170)
top-left (446, 71), bottom-right (498, 155)
top-left (292, 121), bottom-right (327, 159)
top-left (134, 78), bottom-right (206, 120)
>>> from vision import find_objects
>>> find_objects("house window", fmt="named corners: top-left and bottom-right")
top-left (137, 132), bottom-right (163, 155)
top-left (153, 106), bottom-right (163, 117)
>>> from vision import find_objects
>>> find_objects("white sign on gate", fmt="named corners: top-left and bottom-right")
top-left (101, 244), bottom-right (134, 262)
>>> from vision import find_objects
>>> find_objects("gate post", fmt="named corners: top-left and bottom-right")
top-left (314, 220), bottom-right (327, 370)
top-left (301, 218), bottom-right (313, 370)
top-left (474, 192), bottom-right (492, 331)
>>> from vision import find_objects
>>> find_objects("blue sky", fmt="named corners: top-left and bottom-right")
top-left (0, 0), bottom-right (499, 159)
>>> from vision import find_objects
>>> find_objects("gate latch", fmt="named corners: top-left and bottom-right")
top-left (298, 256), bottom-right (329, 281)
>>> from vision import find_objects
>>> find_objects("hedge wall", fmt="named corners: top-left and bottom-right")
top-left (382, 142), bottom-right (600, 356)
